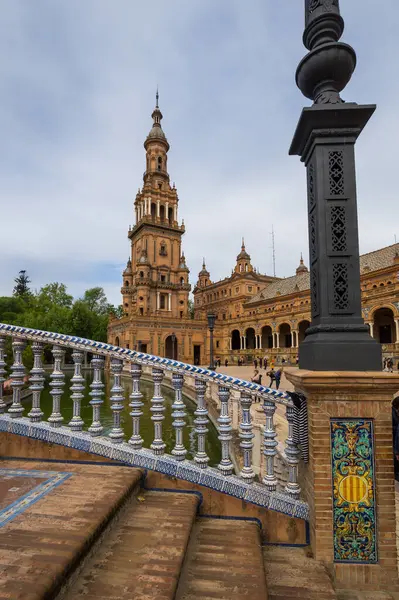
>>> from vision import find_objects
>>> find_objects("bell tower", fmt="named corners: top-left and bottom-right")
top-left (123, 94), bottom-right (191, 320)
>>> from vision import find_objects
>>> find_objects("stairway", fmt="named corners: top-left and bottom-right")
top-left (0, 459), bottom-right (337, 600)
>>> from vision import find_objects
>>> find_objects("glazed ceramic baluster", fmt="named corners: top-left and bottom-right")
top-left (49, 346), bottom-right (65, 427)
top-left (239, 391), bottom-right (255, 483)
top-left (88, 354), bottom-right (104, 436)
top-left (28, 342), bottom-right (45, 422)
top-left (262, 400), bottom-right (278, 492)
top-left (284, 405), bottom-right (301, 499)
top-left (150, 367), bottom-right (166, 455)
top-left (171, 373), bottom-right (187, 461)
top-left (9, 338), bottom-right (26, 419)
top-left (109, 358), bottom-right (124, 443)
top-left (68, 351), bottom-right (85, 431)
top-left (194, 378), bottom-right (209, 469)
top-left (128, 363), bottom-right (143, 449)
top-left (217, 385), bottom-right (233, 476)
top-left (0, 337), bottom-right (7, 414)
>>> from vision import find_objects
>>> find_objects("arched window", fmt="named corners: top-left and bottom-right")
top-left (140, 271), bottom-right (144, 278)
top-left (115, 336), bottom-right (120, 346)
top-left (160, 242), bottom-right (167, 256)
top-left (180, 277), bottom-right (184, 285)
top-left (125, 281), bottom-right (129, 287)
top-left (157, 156), bottom-right (162, 171)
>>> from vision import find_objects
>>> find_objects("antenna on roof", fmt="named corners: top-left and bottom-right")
top-left (271, 225), bottom-right (276, 277)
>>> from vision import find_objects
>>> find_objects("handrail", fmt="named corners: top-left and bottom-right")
top-left (0, 323), bottom-right (293, 406)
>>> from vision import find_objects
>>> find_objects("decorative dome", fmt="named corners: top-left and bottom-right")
top-left (144, 91), bottom-right (169, 149)
top-left (296, 253), bottom-right (308, 275)
top-left (236, 238), bottom-right (250, 262)
top-left (179, 253), bottom-right (189, 271)
top-left (123, 257), bottom-right (132, 275)
top-left (199, 258), bottom-right (209, 277)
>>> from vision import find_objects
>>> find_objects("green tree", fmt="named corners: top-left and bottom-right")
top-left (109, 304), bottom-right (124, 319)
top-left (38, 283), bottom-right (73, 309)
top-left (82, 287), bottom-right (110, 315)
top-left (13, 270), bottom-right (32, 298)
top-left (0, 296), bottom-right (26, 324)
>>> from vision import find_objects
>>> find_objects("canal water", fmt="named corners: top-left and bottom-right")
top-left (22, 372), bottom-right (221, 467)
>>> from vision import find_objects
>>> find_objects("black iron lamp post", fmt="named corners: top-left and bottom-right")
top-left (290, 0), bottom-right (381, 371)
top-left (207, 313), bottom-right (217, 370)
top-left (171, 332), bottom-right (176, 361)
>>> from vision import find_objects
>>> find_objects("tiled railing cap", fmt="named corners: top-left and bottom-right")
top-left (0, 323), bottom-right (292, 406)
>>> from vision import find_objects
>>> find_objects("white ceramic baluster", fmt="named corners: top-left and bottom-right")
top-left (0, 337), bottom-right (7, 414)
top-left (68, 351), bottom-right (85, 431)
top-left (262, 399), bottom-right (278, 491)
top-left (284, 405), bottom-right (301, 499)
top-left (9, 338), bottom-right (26, 419)
top-left (88, 354), bottom-right (104, 436)
top-left (171, 373), bottom-right (187, 461)
top-left (239, 391), bottom-right (255, 483)
top-left (109, 358), bottom-right (124, 443)
top-left (150, 367), bottom-right (166, 455)
top-left (194, 378), bottom-right (209, 469)
top-left (128, 363), bottom-right (143, 449)
top-left (217, 385), bottom-right (233, 476)
top-left (49, 346), bottom-right (65, 427)
top-left (28, 342), bottom-right (45, 422)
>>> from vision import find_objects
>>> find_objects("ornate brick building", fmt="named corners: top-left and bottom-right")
top-left (108, 99), bottom-right (399, 367)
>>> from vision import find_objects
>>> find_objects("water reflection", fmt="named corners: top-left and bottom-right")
top-left (24, 371), bottom-right (221, 466)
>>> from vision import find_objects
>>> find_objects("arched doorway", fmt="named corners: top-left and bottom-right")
top-left (261, 325), bottom-right (273, 349)
top-left (165, 335), bottom-right (178, 360)
top-left (231, 329), bottom-right (241, 351)
top-left (298, 320), bottom-right (310, 344)
top-left (279, 323), bottom-right (292, 348)
top-left (115, 336), bottom-right (120, 347)
top-left (246, 327), bottom-right (256, 350)
top-left (373, 308), bottom-right (396, 344)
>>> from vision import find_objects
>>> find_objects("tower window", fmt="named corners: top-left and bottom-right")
top-left (139, 308), bottom-right (144, 315)
top-left (180, 311), bottom-right (183, 319)
top-left (125, 281), bottom-right (129, 287)
top-left (160, 294), bottom-right (166, 309)
top-left (160, 242), bottom-right (167, 256)
top-left (140, 271), bottom-right (144, 278)
top-left (180, 277), bottom-right (184, 285)
top-left (157, 157), bottom-right (162, 171)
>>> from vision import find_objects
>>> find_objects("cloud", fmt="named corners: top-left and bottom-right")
top-left (1, 0), bottom-right (398, 306)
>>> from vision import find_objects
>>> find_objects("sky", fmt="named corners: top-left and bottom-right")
top-left (1, 0), bottom-right (398, 306)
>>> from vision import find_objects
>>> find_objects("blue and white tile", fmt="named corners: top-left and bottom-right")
top-left (10, 420), bottom-right (31, 436)
top-left (176, 463), bottom-right (201, 484)
top-left (157, 459), bottom-right (178, 477)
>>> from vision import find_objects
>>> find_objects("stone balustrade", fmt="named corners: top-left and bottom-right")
top-left (0, 323), bottom-right (309, 519)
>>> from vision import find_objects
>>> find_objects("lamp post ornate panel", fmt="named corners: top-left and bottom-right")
top-left (290, 0), bottom-right (381, 371)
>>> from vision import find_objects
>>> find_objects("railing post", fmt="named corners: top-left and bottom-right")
top-left (69, 351), bottom-right (85, 431)
top-left (239, 391), bottom-right (255, 483)
top-left (262, 399), bottom-right (278, 492)
top-left (217, 385), bottom-right (233, 476)
top-left (88, 354), bottom-right (104, 436)
top-left (0, 337), bottom-right (7, 414)
top-left (49, 345), bottom-right (65, 427)
top-left (28, 342), bottom-right (45, 422)
top-left (284, 404), bottom-right (301, 499)
top-left (9, 338), bottom-right (26, 419)
top-left (109, 358), bottom-right (124, 443)
top-left (150, 367), bottom-right (166, 455)
top-left (194, 378), bottom-right (209, 469)
top-left (128, 363), bottom-right (143, 449)
top-left (171, 373), bottom-right (187, 461)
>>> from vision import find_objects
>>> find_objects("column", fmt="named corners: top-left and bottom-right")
top-left (168, 293), bottom-right (172, 311)
top-left (156, 292), bottom-right (160, 311)
top-left (157, 200), bottom-right (160, 218)
top-left (395, 319), bottom-right (399, 344)
top-left (135, 207), bottom-right (138, 223)
top-left (174, 204), bottom-right (177, 222)
top-left (291, 331), bottom-right (297, 348)
top-left (285, 368), bottom-right (399, 590)
top-left (272, 333), bottom-right (276, 349)
top-left (369, 321), bottom-right (374, 338)
top-left (165, 201), bottom-right (169, 217)
top-left (276, 332), bottom-right (280, 349)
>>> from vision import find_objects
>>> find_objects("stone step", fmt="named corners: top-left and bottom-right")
top-left (263, 545), bottom-right (337, 600)
top-left (0, 460), bottom-right (143, 600)
top-left (175, 518), bottom-right (268, 599)
top-left (59, 490), bottom-right (199, 600)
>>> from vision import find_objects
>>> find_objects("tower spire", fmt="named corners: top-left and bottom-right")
top-left (156, 86), bottom-right (159, 108)
top-left (241, 237), bottom-right (245, 251)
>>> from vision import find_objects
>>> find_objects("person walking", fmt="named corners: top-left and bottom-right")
top-left (267, 367), bottom-right (275, 388)
top-left (263, 356), bottom-right (268, 370)
top-left (274, 367), bottom-right (283, 390)
top-left (254, 358), bottom-right (258, 369)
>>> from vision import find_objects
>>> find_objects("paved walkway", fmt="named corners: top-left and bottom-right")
top-left (213, 364), bottom-right (295, 393)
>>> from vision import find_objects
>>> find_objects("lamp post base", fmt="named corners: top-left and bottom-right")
top-left (299, 329), bottom-right (382, 371)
